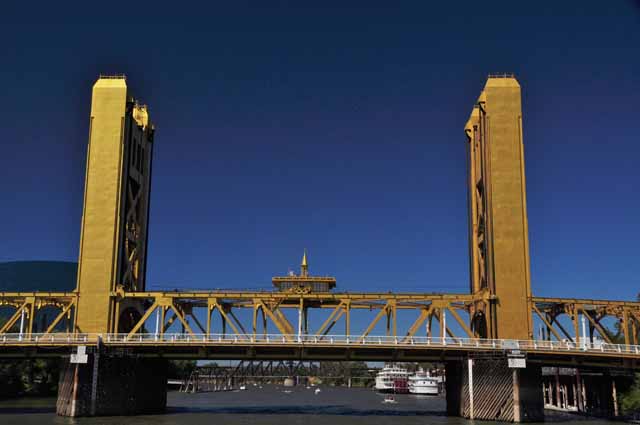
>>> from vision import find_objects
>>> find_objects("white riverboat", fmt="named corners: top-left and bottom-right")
top-left (375, 364), bottom-right (410, 393)
top-left (408, 369), bottom-right (440, 395)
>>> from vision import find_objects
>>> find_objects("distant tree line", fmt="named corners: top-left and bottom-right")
top-left (0, 316), bottom-right (60, 398)
top-left (167, 359), bottom-right (196, 379)
top-left (0, 354), bottom-right (196, 399)
top-left (616, 293), bottom-right (640, 417)
top-left (0, 358), bottom-right (60, 399)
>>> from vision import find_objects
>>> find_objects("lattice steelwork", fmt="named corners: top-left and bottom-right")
top-left (1, 75), bottom-right (639, 371)
top-left (118, 102), bottom-right (154, 292)
top-left (0, 292), bottom-right (76, 336)
top-left (532, 297), bottom-right (640, 347)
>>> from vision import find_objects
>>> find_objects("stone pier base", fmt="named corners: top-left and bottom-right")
top-left (56, 354), bottom-right (167, 417)
top-left (446, 357), bottom-right (544, 422)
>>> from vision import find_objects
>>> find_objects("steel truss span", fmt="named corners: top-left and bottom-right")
top-left (1, 291), bottom-right (640, 366)
top-left (1, 76), bottom-right (639, 375)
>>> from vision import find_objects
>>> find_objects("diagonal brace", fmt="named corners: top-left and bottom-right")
top-left (532, 304), bottom-right (563, 342)
top-left (44, 301), bottom-right (75, 334)
top-left (315, 302), bottom-right (345, 337)
top-left (0, 302), bottom-right (28, 334)
top-left (581, 309), bottom-right (613, 344)
top-left (403, 308), bottom-right (430, 342)
top-left (446, 307), bottom-right (475, 338)
top-left (127, 301), bottom-right (159, 338)
top-left (358, 303), bottom-right (390, 342)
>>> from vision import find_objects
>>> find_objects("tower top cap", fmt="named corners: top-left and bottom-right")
top-left (485, 74), bottom-right (520, 88)
top-left (487, 73), bottom-right (515, 79)
top-left (98, 74), bottom-right (126, 80)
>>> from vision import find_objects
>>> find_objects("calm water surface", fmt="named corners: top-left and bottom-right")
top-left (0, 385), bottom-right (616, 425)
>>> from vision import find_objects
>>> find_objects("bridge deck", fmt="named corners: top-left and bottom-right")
top-left (1, 333), bottom-right (638, 368)
top-left (3, 292), bottom-right (640, 361)
top-left (3, 291), bottom-right (639, 305)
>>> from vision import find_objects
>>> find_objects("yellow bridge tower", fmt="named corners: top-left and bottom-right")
top-left (466, 74), bottom-right (533, 340)
top-left (74, 76), bottom-right (154, 334)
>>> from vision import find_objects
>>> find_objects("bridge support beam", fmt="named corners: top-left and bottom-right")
top-left (541, 367), bottom-right (626, 418)
top-left (56, 354), bottom-right (167, 417)
top-left (446, 358), bottom-right (543, 422)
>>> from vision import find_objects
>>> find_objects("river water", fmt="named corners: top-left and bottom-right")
top-left (0, 385), bottom-right (615, 425)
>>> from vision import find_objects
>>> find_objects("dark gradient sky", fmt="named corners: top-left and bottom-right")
top-left (1, 2), bottom-right (639, 299)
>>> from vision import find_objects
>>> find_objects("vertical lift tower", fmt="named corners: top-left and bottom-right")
top-left (447, 75), bottom-right (542, 422)
top-left (57, 76), bottom-right (166, 416)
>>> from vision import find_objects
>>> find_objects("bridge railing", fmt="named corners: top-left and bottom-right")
top-left (2, 332), bottom-right (640, 356)
top-left (0, 333), bottom-right (92, 344)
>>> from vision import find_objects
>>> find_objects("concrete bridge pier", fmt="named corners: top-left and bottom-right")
top-left (446, 358), bottom-right (544, 423)
top-left (56, 352), bottom-right (167, 417)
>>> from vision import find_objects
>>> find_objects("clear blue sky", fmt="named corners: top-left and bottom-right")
top-left (1, 1), bottom-right (638, 301)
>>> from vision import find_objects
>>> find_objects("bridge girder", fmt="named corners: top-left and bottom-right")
top-left (3, 291), bottom-right (640, 367)
top-left (113, 291), bottom-right (480, 341)
top-left (531, 297), bottom-right (640, 347)
top-left (0, 292), bottom-right (77, 336)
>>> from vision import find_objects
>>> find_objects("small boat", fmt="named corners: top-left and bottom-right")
top-left (383, 395), bottom-right (397, 404)
top-left (239, 385), bottom-right (246, 390)
top-left (314, 388), bottom-right (321, 394)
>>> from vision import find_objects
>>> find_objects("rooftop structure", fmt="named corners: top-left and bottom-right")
top-left (272, 250), bottom-right (336, 293)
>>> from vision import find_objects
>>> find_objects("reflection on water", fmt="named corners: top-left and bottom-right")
top-left (0, 385), bottom-right (616, 425)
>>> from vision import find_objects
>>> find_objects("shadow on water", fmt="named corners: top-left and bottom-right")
top-left (0, 391), bottom-right (613, 424)
top-left (168, 404), bottom-right (447, 416)
top-left (0, 406), bottom-right (56, 414)
top-left (541, 411), bottom-right (611, 423)
top-left (0, 405), bottom-right (613, 424)
top-left (166, 406), bottom-right (599, 422)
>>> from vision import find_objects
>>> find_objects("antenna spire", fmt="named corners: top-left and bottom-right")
top-left (301, 249), bottom-right (308, 277)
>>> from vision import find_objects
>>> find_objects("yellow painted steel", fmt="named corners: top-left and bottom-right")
top-left (3, 74), bottom-right (640, 369)
top-left (118, 291), bottom-right (476, 302)
top-left (74, 76), bottom-right (154, 334)
top-left (466, 75), bottom-right (533, 340)
top-left (0, 292), bottom-right (77, 335)
top-left (531, 296), bottom-right (640, 345)
top-left (1, 290), bottom-right (640, 367)
top-left (301, 250), bottom-right (308, 275)
top-left (111, 290), bottom-right (478, 342)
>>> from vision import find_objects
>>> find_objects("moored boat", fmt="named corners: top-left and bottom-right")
top-left (375, 364), bottom-right (410, 393)
top-left (408, 369), bottom-right (439, 395)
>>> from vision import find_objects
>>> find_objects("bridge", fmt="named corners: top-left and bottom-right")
top-left (177, 360), bottom-right (379, 392)
top-left (1, 74), bottom-right (638, 422)
top-left (2, 331), bottom-right (639, 362)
